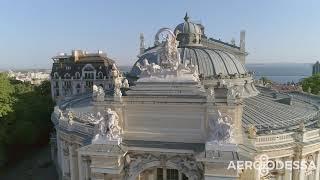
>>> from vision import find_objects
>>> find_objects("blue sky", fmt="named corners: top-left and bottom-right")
top-left (0, 0), bottom-right (320, 69)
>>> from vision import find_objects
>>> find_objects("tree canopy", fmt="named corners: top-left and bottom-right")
top-left (0, 73), bottom-right (14, 117)
top-left (301, 73), bottom-right (320, 94)
top-left (0, 74), bottom-right (54, 166)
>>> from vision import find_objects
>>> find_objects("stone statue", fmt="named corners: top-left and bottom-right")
top-left (91, 112), bottom-right (108, 144)
top-left (97, 86), bottom-right (105, 101)
top-left (247, 124), bottom-right (257, 139)
top-left (159, 34), bottom-right (180, 69)
top-left (227, 86), bottom-right (241, 99)
top-left (96, 112), bottom-right (107, 136)
top-left (92, 85), bottom-right (105, 101)
top-left (208, 110), bottom-right (233, 144)
top-left (112, 64), bottom-right (119, 77)
top-left (105, 108), bottom-right (121, 139)
top-left (67, 111), bottom-right (74, 124)
top-left (92, 84), bottom-right (98, 99)
top-left (122, 79), bottom-right (129, 88)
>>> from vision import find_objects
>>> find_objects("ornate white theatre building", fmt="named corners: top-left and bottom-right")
top-left (51, 14), bottom-right (320, 180)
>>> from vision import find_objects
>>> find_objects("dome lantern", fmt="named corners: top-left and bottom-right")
top-left (174, 13), bottom-right (202, 47)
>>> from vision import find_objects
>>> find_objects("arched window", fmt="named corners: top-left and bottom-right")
top-left (82, 64), bottom-right (96, 79)
top-left (75, 72), bottom-right (81, 79)
top-left (53, 72), bottom-right (59, 79)
top-left (64, 73), bottom-right (71, 79)
top-left (97, 71), bottom-right (103, 79)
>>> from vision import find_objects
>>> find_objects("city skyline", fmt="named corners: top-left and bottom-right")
top-left (1, 0), bottom-right (320, 69)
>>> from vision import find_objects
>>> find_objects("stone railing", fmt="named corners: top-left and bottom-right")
top-left (255, 132), bottom-right (295, 146)
top-left (303, 129), bottom-right (320, 141)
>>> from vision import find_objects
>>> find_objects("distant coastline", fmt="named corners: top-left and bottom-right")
top-left (2, 63), bottom-right (313, 84)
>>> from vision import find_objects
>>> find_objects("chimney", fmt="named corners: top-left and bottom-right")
top-left (240, 30), bottom-right (245, 51)
top-left (72, 50), bottom-right (81, 62)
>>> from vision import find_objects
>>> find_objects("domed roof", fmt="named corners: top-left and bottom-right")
top-left (174, 13), bottom-right (202, 46)
top-left (174, 14), bottom-right (202, 35)
top-left (131, 46), bottom-right (247, 78)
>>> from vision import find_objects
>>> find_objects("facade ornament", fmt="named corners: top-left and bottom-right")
top-left (59, 110), bottom-right (64, 119)
top-left (124, 153), bottom-right (202, 180)
top-left (112, 64), bottom-right (119, 77)
top-left (105, 108), bottom-right (121, 139)
top-left (92, 85), bottom-right (105, 102)
top-left (67, 111), bottom-right (74, 124)
top-left (112, 67), bottom-right (123, 98)
top-left (125, 153), bottom-right (159, 178)
top-left (227, 85), bottom-right (242, 99)
top-left (91, 109), bottom-right (122, 144)
top-left (159, 34), bottom-right (180, 69)
top-left (122, 79), bottom-right (130, 88)
top-left (168, 155), bottom-right (203, 180)
top-left (114, 86), bottom-right (122, 98)
top-left (207, 110), bottom-right (234, 144)
top-left (206, 87), bottom-right (215, 102)
top-left (247, 124), bottom-right (257, 139)
top-left (136, 30), bottom-right (199, 82)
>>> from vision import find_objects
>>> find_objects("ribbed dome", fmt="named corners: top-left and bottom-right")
top-left (174, 20), bottom-right (202, 35)
top-left (131, 46), bottom-right (247, 78)
top-left (173, 13), bottom-right (202, 46)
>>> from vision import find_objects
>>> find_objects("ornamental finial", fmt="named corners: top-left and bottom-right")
top-left (184, 12), bottom-right (189, 22)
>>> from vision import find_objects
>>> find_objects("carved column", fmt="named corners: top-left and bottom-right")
top-left (62, 141), bottom-right (70, 180)
top-left (163, 168), bottom-right (167, 180)
top-left (69, 143), bottom-right (79, 180)
top-left (78, 153), bottom-right (83, 180)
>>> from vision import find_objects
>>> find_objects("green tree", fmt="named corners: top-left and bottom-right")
top-left (0, 73), bottom-right (14, 117)
top-left (260, 76), bottom-right (272, 85)
top-left (0, 78), bottom-right (54, 166)
top-left (301, 73), bottom-right (320, 94)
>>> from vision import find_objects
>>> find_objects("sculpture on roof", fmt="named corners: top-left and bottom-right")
top-left (208, 110), bottom-right (234, 144)
top-left (91, 109), bottom-right (122, 144)
top-left (227, 85), bottom-right (242, 99)
top-left (122, 79), bottom-right (130, 89)
top-left (67, 110), bottom-right (74, 124)
top-left (159, 34), bottom-right (180, 69)
top-left (92, 85), bottom-right (105, 102)
top-left (105, 108), bottom-right (121, 139)
top-left (136, 29), bottom-right (199, 82)
top-left (247, 124), bottom-right (257, 139)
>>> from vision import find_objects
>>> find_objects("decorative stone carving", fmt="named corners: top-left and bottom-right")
top-left (62, 141), bottom-right (70, 156)
top-left (124, 153), bottom-right (203, 180)
top-left (159, 34), bottom-right (180, 69)
top-left (206, 87), bottom-right (215, 102)
top-left (112, 64), bottom-right (119, 77)
top-left (227, 85), bottom-right (242, 99)
top-left (122, 79), bottom-right (129, 88)
top-left (91, 108), bottom-right (122, 145)
top-left (125, 153), bottom-right (159, 178)
top-left (247, 124), bottom-right (257, 139)
top-left (111, 65), bottom-right (123, 99)
top-left (168, 156), bottom-right (203, 180)
top-left (105, 108), bottom-right (121, 139)
top-left (67, 111), bottom-right (74, 124)
top-left (208, 110), bottom-right (234, 144)
top-left (92, 85), bottom-right (105, 102)
top-left (136, 30), bottom-right (199, 82)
